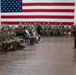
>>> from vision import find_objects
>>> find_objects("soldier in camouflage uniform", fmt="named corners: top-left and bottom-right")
top-left (2, 28), bottom-right (10, 52)
top-left (1, 22), bottom-right (5, 29)
top-left (11, 25), bottom-right (15, 30)
top-left (18, 22), bottom-right (23, 30)
top-left (47, 23), bottom-right (51, 36)
top-left (24, 23), bottom-right (27, 28)
top-left (54, 24), bottom-right (59, 36)
top-left (6, 24), bottom-right (10, 30)
top-left (59, 23), bottom-right (64, 36)
top-left (44, 25), bottom-right (47, 36)
top-left (49, 24), bottom-right (52, 36)
top-left (52, 25), bottom-right (56, 36)
top-left (0, 29), bottom-right (5, 53)
top-left (65, 24), bottom-right (69, 36)
top-left (41, 23), bottom-right (45, 36)
top-left (70, 25), bottom-right (75, 36)
top-left (8, 28), bottom-right (25, 50)
top-left (33, 22), bottom-right (37, 30)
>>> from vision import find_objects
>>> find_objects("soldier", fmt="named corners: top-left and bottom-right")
top-left (33, 22), bottom-right (37, 30)
top-left (52, 25), bottom-right (55, 36)
top-left (47, 22), bottom-right (51, 36)
top-left (59, 23), bottom-right (64, 36)
top-left (37, 24), bottom-right (42, 35)
top-left (9, 28), bottom-right (25, 50)
top-left (41, 23), bottom-right (45, 36)
top-left (40, 23), bottom-right (43, 35)
top-left (2, 28), bottom-right (10, 52)
top-left (1, 22), bottom-right (5, 29)
top-left (45, 25), bottom-right (48, 36)
top-left (6, 24), bottom-right (10, 29)
top-left (18, 22), bottom-right (23, 30)
top-left (11, 25), bottom-right (15, 30)
top-left (0, 29), bottom-right (5, 53)
top-left (71, 25), bottom-right (75, 36)
top-left (65, 24), bottom-right (69, 36)
top-left (49, 24), bottom-right (52, 36)
top-left (55, 24), bottom-right (59, 36)
top-left (24, 23), bottom-right (27, 28)
top-left (74, 23), bottom-right (76, 31)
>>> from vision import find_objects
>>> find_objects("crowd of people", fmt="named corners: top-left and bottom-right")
top-left (0, 22), bottom-right (76, 53)
top-left (0, 22), bottom-right (41, 53)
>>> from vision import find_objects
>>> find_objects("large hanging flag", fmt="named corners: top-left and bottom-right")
top-left (1, 0), bottom-right (75, 25)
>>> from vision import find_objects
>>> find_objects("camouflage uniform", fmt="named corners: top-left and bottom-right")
top-left (52, 25), bottom-right (55, 36)
top-left (74, 24), bottom-right (76, 31)
top-left (41, 23), bottom-right (45, 36)
top-left (24, 23), bottom-right (27, 28)
top-left (47, 23), bottom-right (51, 36)
top-left (65, 25), bottom-right (69, 36)
top-left (11, 25), bottom-right (15, 29)
top-left (18, 22), bottom-right (23, 30)
top-left (2, 28), bottom-right (10, 52)
top-left (33, 22), bottom-right (37, 30)
top-left (44, 25), bottom-right (48, 36)
top-left (0, 30), bottom-right (5, 53)
top-left (1, 23), bottom-right (5, 29)
top-left (55, 25), bottom-right (59, 36)
top-left (71, 25), bottom-right (75, 36)
top-left (49, 25), bottom-right (52, 36)
top-left (6, 24), bottom-right (10, 29)
top-left (9, 29), bottom-right (25, 50)
top-left (59, 23), bottom-right (64, 36)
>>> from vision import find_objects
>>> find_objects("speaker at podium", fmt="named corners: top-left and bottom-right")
top-left (72, 31), bottom-right (76, 49)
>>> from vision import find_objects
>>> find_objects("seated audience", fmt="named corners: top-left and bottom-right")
top-left (23, 27), bottom-right (35, 45)
top-left (31, 28), bottom-right (40, 42)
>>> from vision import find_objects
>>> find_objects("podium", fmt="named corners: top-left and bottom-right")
top-left (72, 31), bottom-right (76, 48)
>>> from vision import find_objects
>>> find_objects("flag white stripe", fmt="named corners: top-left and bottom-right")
top-left (1, 19), bottom-right (74, 22)
top-left (23, 0), bottom-right (74, 3)
top-left (22, 6), bottom-right (74, 9)
top-left (10, 25), bottom-right (18, 28)
top-left (1, 12), bottom-right (74, 16)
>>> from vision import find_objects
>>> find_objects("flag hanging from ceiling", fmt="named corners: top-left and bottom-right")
top-left (1, 0), bottom-right (75, 25)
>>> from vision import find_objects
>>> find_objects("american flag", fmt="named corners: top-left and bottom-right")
top-left (1, 0), bottom-right (75, 26)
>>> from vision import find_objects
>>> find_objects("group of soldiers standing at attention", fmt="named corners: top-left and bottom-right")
top-left (0, 22), bottom-right (76, 53)
top-left (15, 22), bottom-right (75, 36)
top-left (35, 23), bottom-right (76, 36)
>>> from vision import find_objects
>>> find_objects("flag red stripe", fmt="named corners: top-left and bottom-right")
top-left (1, 22), bottom-right (74, 25)
top-left (22, 9), bottom-right (74, 12)
top-left (1, 16), bottom-right (74, 19)
top-left (22, 3), bottom-right (74, 6)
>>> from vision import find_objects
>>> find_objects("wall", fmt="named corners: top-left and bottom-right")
top-left (75, 0), bottom-right (76, 24)
top-left (0, 0), bottom-right (1, 27)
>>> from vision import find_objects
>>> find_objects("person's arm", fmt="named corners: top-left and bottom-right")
top-left (26, 30), bottom-right (31, 36)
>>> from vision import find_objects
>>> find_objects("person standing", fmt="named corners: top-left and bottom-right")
top-left (37, 24), bottom-right (42, 35)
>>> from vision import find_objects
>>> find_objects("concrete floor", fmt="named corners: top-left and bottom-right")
top-left (0, 36), bottom-right (76, 75)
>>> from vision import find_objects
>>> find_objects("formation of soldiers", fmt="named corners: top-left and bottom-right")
top-left (22, 22), bottom-right (76, 36)
top-left (0, 22), bottom-right (76, 53)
